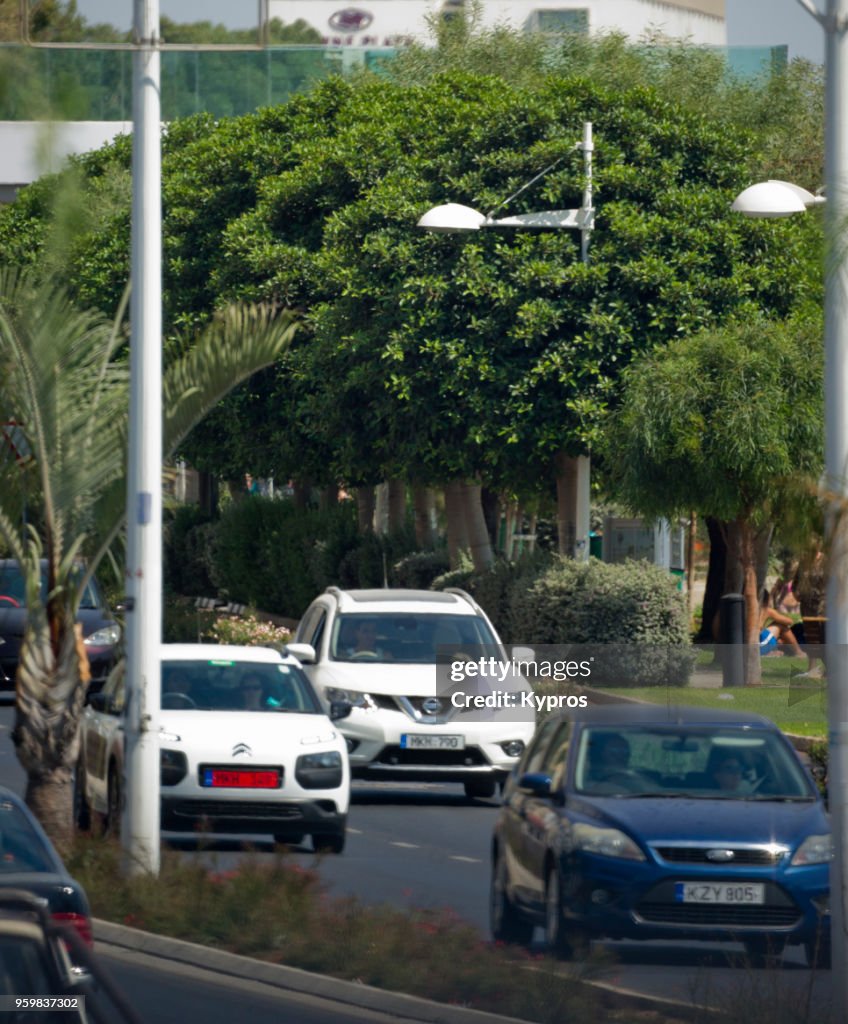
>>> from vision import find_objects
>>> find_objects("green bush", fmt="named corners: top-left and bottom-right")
top-left (509, 557), bottom-right (693, 685)
top-left (163, 504), bottom-right (217, 596)
top-left (212, 497), bottom-right (361, 618)
top-left (391, 549), bottom-right (451, 589)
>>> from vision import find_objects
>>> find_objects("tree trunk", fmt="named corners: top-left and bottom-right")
top-left (462, 481), bottom-right (494, 572)
top-left (412, 486), bottom-right (437, 548)
top-left (14, 611), bottom-right (90, 856)
top-left (319, 484), bottom-right (339, 511)
top-left (696, 516), bottom-right (727, 643)
top-left (292, 479), bottom-right (312, 510)
top-left (198, 470), bottom-right (218, 517)
top-left (444, 481), bottom-right (469, 568)
top-left (387, 480), bottom-right (406, 534)
top-left (754, 525), bottom-right (774, 595)
top-left (480, 487), bottom-right (499, 549)
top-left (357, 486), bottom-right (376, 533)
top-left (736, 517), bottom-right (763, 686)
top-left (554, 452), bottom-right (590, 559)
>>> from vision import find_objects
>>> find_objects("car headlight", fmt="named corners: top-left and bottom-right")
top-left (325, 686), bottom-right (377, 712)
top-left (84, 624), bottom-right (121, 647)
top-left (572, 823), bottom-right (646, 861)
top-left (791, 834), bottom-right (833, 865)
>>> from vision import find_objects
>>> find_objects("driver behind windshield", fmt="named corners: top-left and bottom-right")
top-left (344, 619), bottom-right (393, 660)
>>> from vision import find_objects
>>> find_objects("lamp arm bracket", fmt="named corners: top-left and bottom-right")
top-left (484, 142), bottom-right (581, 221)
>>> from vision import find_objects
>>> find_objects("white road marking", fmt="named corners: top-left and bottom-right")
top-left (449, 855), bottom-right (481, 864)
top-left (347, 828), bottom-right (363, 834)
top-left (390, 841), bottom-right (419, 849)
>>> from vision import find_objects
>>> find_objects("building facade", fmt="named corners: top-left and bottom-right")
top-left (270, 0), bottom-right (726, 48)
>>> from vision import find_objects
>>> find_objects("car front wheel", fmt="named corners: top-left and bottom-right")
top-left (312, 830), bottom-right (345, 854)
top-left (464, 778), bottom-right (497, 800)
top-left (490, 849), bottom-right (533, 945)
top-left (545, 866), bottom-right (587, 959)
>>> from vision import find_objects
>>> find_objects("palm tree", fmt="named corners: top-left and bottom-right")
top-left (0, 267), bottom-right (298, 852)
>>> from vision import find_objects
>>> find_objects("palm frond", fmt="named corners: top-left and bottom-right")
top-left (163, 304), bottom-right (299, 457)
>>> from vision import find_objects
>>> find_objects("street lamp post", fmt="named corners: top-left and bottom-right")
top-left (732, 0), bottom-right (847, 1007)
top-left (417, 123), bottom-right (595, 562)
top-left (122, 0), bottom-right (162, 877)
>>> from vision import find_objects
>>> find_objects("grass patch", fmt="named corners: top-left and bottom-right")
top-left (67, 837), bottom-right (671, 1024)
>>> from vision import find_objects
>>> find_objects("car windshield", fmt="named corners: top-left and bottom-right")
top-left (0, 799), bottom-right (54, 874)
top-left (160, 659), bottom-right (323, 714)
top-left (0, 563), bottom-right (102, 611)
top-left (573, 725), bottom-right (815, 800)
top-left (329, 613), bottom-right (498, 664)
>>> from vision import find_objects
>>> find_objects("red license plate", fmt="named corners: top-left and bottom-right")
top-left (202, 769), bottom-right (280, 789)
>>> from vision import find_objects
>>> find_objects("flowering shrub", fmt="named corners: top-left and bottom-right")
top-left (208, 614), bottom-right (292, 648)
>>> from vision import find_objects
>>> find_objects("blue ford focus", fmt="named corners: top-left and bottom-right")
top-left (491, 705), bottom-right (831, 967)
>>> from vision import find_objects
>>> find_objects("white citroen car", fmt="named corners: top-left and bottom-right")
top-left (289, 589), bottom-right (535, 799)
top-left (77, 644), bottom-right (351, 853)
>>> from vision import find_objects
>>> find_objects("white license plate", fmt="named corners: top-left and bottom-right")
top-left (400, 734), bottom-right (465, 750)
top-left (675, 883), bottom-right (765, 905)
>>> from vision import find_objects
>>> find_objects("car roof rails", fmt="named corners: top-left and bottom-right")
top-left (444, 588), bottom-right (482, 613)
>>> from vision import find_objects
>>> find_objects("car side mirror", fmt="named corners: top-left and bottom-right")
top-left (518, 771), bottom-right (553, 798)
top-left (285, 642), bottom-right (316, 664)
top-left (329, 700), bottom-right (352, 722)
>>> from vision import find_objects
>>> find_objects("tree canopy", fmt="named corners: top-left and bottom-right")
top-left (0, 33), bottom-right (824, 498)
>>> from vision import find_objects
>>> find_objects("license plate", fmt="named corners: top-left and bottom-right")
top-left (675, 883), bottom-right (765, 905)
top-left (201, 768), bottom-right (281, 789)
top-left (400, 734), bottom-right (465, 750)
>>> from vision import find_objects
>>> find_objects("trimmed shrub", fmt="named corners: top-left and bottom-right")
top-left (509, 557), bottom-right (693, 685)
top-left (392, 549), bottom-right (451, 590)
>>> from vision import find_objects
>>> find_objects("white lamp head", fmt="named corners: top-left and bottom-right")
top-left (416, 203), bottom-right (486, 232)
top-left (731, 180), bottom-right (819, 218)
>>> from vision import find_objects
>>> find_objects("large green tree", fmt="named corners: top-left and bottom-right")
top-left (0, 45), bottom-right (823, 525)
top-left (601, 315), bottom-right (824, 682)
top-left (0, 268), bottom-right (297, 850)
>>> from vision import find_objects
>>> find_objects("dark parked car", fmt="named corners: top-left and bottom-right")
top-left (0, 787), bottom-right (92, 949)
top-left (0, 560), bottom-right (120, 694)
top-left (0, 889), bottom-right (142, 1024)
top-left (491, 705), bottom-right (831, 967)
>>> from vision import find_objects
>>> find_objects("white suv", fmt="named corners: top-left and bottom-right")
top-left (289, 588), bottom-right (535, 799)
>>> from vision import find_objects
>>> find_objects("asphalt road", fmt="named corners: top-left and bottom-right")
top-left (0, 701), bottom-right (835, 1021)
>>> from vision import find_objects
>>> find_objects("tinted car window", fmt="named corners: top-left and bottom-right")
top-left (161, 659), bottom-right (322, 713)
top-left (0, 563), bottom-right (102, 611)
top-left (574, 725), bottom-right (815, 799)
top-left (522, 718), bottom-right (562, 775)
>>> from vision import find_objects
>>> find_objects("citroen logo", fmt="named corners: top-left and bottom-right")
top-left (232, 743), bottom-right (252, 757)
top-left (422, 697), bottom-right (443, 715)
top-left (705, 849), bottom-right (735, 862)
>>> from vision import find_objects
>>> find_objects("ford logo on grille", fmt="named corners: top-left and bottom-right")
top-left (329, 8), bottom-right (373, 31)
top-left (705, 849), bottom-right (735, 862)
top-left (232, 743), bottom-right (252, 757)
top-left (422, 697), bottom-right (443, 715)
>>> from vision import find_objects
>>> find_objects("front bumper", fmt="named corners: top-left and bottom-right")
top-left (558, 851), bottom-right (830, 946)
top-left (161, 795), bottom-right (346, 839)
top-left (341, 708), bottom-right (534, 782)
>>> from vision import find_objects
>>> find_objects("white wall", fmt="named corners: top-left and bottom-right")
top-left (270, 0), bottom-right (726, 47)
top-left (0, 121), bottom-right (132, 202)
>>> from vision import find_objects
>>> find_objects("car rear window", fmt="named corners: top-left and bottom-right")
top-left (0, 564), bottom-right (101, 611)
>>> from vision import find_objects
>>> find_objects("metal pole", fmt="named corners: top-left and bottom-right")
top-left (824, 0), bottom-right (848, 1011)
top-left (575, 122), bottom-right (593, 562)
top-left (122, 0), bottom-right (162, 877)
